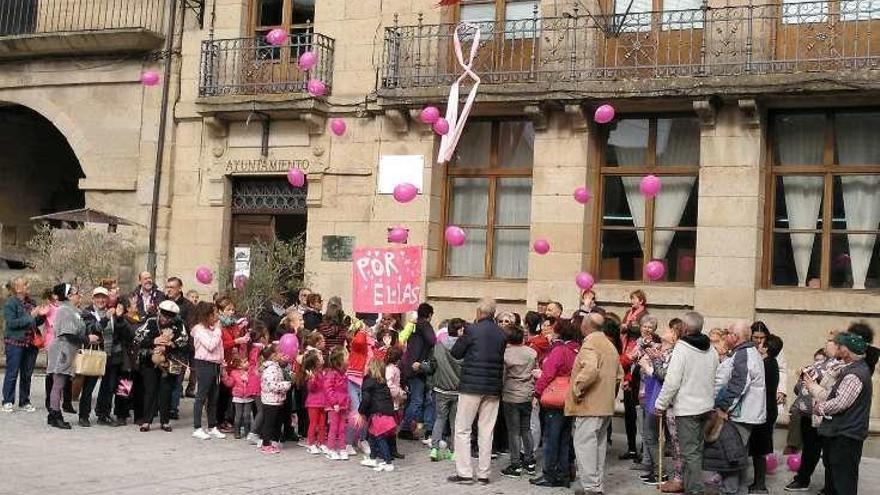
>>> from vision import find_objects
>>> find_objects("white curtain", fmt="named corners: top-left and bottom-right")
top-left (447, 178), bottom-right (488, 276)
top-left (837, 112), bottom-right (880, 289)
top-left (493, 178), bottom-right (532, 278)
top-left (781, 176), bottom-right (823, 287)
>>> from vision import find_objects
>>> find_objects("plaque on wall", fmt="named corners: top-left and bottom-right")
top-left (322, 235), bottom-right (354, 262)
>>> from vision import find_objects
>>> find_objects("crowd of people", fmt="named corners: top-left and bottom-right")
top-left (2, 274), bottom-right (877, 494)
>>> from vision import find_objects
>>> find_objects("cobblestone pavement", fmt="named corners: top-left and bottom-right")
top-left (0, 375), bottom-right (875, 495)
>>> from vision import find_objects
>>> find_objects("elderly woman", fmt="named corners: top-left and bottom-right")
top-left (3, 277), bottom-right (49, 413)
top-left (635, 315), bottom-right (663, 484)
top-left (46, 283), bottom-right (95, 429)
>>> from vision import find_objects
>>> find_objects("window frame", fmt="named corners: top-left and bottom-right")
top-left (440, 118), bottom-right (534, 280)
top-left (593, 113), bottom-right (701, 284)
top-left (763, 108), bottom-right (880, 290)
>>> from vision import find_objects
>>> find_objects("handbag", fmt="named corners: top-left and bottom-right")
top-left (539, 375), bottom-right (571, 409)
top-left (30, 330), bottom-right (45, 350)
top-left (74, 346), bottom-right (107, 377)
top-left (368, 414), bottom-right (398, 438)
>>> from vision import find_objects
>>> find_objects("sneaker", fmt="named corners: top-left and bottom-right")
top-left (307, 444), bottom-right (321, 455)
top-left (259, 445), bottom-right (280, 454)
top-left (447, 475), bottom-right (474, 485)
top-left (421, 438), bottom-right (433, 447)
top-left (501, 464), bottom-right (523, 478)
top-left (339, 451), bottom-right (349, 461)
top-left (192, 428), bottom-right (211, 440)
top-left (207, 427), bottom-right (227, 439)
top-left (297, 440), bottom-right (309, 448)
top-left (524, 461), bottom-right (537, 475)
top-left (430, 448), bottom-right (439, 462)
top-left (345, 444), bottom-right (357, 455)
top-left (358, 439), bottom-right (371, 456)
top-left (271, 441), bottom-right (282, 450)
top-left (326, 451), bottom-right (340, 460)
top-left (373, 462), bottom-right (395, 472)
top-left (784, 480), bottom-right (810, 492)
top-left (320, 445), bottom-right (330, 455)
top-left (246, 432), bottom-right (260, 445)
top-left (642, 474), bottom-right (660, 486)
top-left (360, 457), bottom-right (380, 467)
top-left (19, 404), bottom-right (36, 413)
top-left (1, 403), bottom-right (14, 413)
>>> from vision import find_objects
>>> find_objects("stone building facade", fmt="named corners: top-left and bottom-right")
top-left (1, 0), bottom-right (879, 425)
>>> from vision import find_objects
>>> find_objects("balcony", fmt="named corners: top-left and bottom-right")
top-left (0, 0), bottom-right (167, 60)
top-left (378, 1), bottom-right (880, 102)
top-left (198, 30), bottom-right (335, 113)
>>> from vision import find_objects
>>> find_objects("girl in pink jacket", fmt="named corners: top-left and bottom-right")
top-left (222, 358), bottom-right (253, 439)
top-left (324, 347), bottom-right (351, 460)
top-left (300, 351), bottom-right (327, 454)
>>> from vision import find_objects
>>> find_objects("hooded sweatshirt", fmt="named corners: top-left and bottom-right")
top-left (655, 333), bottom-right (719, 417)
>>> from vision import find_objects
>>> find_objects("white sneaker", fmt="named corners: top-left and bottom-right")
top-left (1, 403), bottom-right (14, 413)
top-left (192, 428), bottom-right (211, 440)
top-left (319, 444), bottom-right (330, 455)
top-left (339, 451), bottom-right (350, 461)
top-left (246, 432), bottom-right (260, 445)
top-left (326, 450), bottom-right (340, 460)
top-left (345, 444), bottom-right (357, 455)
top-left (19, 404), bottom-right (36, 413)
top-left (373, 462), bottom-right (395, 472)
top-left (421, 438), bottom-right (433, 447)
top-left (207, 427), bottom-right (226, 439)
top-left (307, 444), bottom-right (321, 455)
top-left (358, 439), bottom-right (371, 456)
top-left (360, 457), bottom-right (379, 467)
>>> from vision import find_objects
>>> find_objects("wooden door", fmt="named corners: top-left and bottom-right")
top-left (455, 0), bottom-right (539, 83)
top-left (601, 0), bottom-right (703, 77)
top-left (774, 0), bottom-right (880, 70)
top-left (232, 215), bottom-right (276, 247)
top-left (244, 0), bottom-right (315, 92)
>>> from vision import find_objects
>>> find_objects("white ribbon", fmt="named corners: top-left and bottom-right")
top-left (437, 22), bottom-right (482, 164)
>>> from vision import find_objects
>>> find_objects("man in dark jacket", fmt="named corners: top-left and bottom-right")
top-left (448, 299), bottom-right (507, 485)
top-left (164, 277), bottom-right (194, 416)
top-left (132, 271), bottom-right (164, 318)
top-left (400, 302), bottom-right (436, 439)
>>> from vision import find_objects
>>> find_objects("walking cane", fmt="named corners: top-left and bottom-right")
top-left (657, 412), bottom-right (665, 491)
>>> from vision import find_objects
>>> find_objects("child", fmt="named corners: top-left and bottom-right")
top-left (259, 345), bottom-right (292, 454)
top-left (385, 347), bottom-right (406, 460)
top-left (324, 346), bottom-right (351, 460)
top-left (300, 351), bottom-right (327, 455)
top-left (426, 318), bottom-right (464, 461)
top-left (246, 325), bottom-right (268, 444)
top-left (500, 325), bottom-right (538, 478)
top-left (223, 357), bottom-right (253, 439)
top-left (359, 358), bottom-right (397, 472)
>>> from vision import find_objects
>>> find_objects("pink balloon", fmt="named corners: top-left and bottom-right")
top-left (278, 333), bottom-right (299, 360)
top-left (330, 118), bottom-right (346, 136)
top-left (575, 272), bottom-right (595, 291)
top-left (533, 238), bottom-right (551, 255)
top-left (786, 453), bottom-right (802, 472)
top-left (573, 186), bottom-right (591, 204)
top-left (433, 118), bottom-right (450, 135)
top-left (645, 260), bottom-right (666, 281)
top-left (287, 168), bottom-right (306, 188)
top-left (680, 255), bottom-right (695, 273)
top-left (140, 70), bottom-right (160, 87)
top-left (640, 174), bottom-right (662, 198)
top-left (387, 226), bottom-right (409, 244)
top-left (195, 266), bottom-right (213, 285)
top-left (307, 79), bottom-right (326, 97)
top-left (420, 106), bottom-right (440, 124)
top-left (445, 225), bottom-right (466, 247)
top-left (594, 104), bottom-right (615, 124)
top-left (266, 28), bottom-right (288, 46)
top-left (233, 274), bottom-right (248, 290)
top-left (298, 50), bottom-right (317, 71)
top-left (765, 453), bottom-right (779, 474)
top-left (393, 183), bottom-right (418, 203)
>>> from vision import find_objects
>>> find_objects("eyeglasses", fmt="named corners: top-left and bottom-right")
top-left (499, 320), bottom-right (513, 325)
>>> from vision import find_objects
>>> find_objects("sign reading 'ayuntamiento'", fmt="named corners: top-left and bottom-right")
top-left (225, 158), bottom-right (312, 174)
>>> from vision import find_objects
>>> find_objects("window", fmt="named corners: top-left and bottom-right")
top-left (597, 116), bottom-right (701, 282)
top-left (612, 0), bottom-right (704, 32)
top-left (459, 0), bottom-right (540, 40)
top-left (443, 120), bottom-right (534, 279)
top-left (251, 0), bottom-right (315, 58)
top-left (768, 110), bottom-right (880, 290)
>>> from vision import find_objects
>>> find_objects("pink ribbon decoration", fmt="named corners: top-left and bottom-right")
top-left (437, 23), bottom-right (482, 164)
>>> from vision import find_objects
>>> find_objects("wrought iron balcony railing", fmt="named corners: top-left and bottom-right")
top-left (380, 0), bottom-right (880, 91)
top-left (199, 30), bottom-right (335, 98)
top-left (0, 0), bottom-right (167, 37)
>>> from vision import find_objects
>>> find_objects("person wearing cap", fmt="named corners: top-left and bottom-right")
top-left (46, 283), bottom-right (95, 429)
top-left (77, 287), bottom-right (125, 427)
top-left (134, 299), bottom-right (188, 432)
top-left (811, 332), bottom-right (873, 495)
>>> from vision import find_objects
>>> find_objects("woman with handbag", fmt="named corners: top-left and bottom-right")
top-left (3, 277), bottom-right (50, 414)
top-left (46, 283), bottom-right (95, 429)
top-left (530, 319), bottom-right (582, 488)
top-left (134, 300), bottom-right (188, 432)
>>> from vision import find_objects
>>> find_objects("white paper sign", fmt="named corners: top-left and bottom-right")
top-left (233, 246), bottom-right (251, 279)
top-left (377, 155), bottom-right (424, 194)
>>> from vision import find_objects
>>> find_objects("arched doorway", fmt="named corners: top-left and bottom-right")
top-left (0, 104), bottom-right (84, 268)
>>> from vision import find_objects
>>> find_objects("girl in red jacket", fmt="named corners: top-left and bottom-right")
top-left (324, 346), bottom-right (351, 460)
top-left (299, 351), bottom-right (326, 455)
top-left (222, 357), bottom-right (253, 439)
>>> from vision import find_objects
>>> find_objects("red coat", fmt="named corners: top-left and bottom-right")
top-left (346, 329), bottom-right (369, 383)
top-left (534, 340), bottom-right (580, 398)
top-left (305, 369), bottom-right (327, 409)
top-left (528, 334), bottom-right (551, 366)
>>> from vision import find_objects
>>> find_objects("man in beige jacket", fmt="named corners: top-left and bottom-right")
top-left (565, 313), bottom-right (622, 495)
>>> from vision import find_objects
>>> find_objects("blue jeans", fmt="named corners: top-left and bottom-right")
top-left (542, 409), bottom-right (573, 483)
top-left (402, 375), bottom-right (426, 431)
top-left (2, 344), bottom-right (38, 406)
top-left (346, 379), bottom-right (365, 444)
top-left (369, 433), bottom-right (393, 463)
top-left (170, 371), bottom-right (184, 415)
top-left (423, 388), bottom-right (436, 431)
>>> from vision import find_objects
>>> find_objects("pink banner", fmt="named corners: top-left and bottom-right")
top-left (352, 246), bottom-right (422, 313)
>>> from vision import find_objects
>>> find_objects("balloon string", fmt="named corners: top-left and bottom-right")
top-left (437, 22), bottom-right (481, 164)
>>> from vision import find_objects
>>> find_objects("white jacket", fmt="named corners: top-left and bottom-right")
top-left (655, 334), bottom-right (719, 417)
top-left (714, 342), bottom-right (766, 425)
